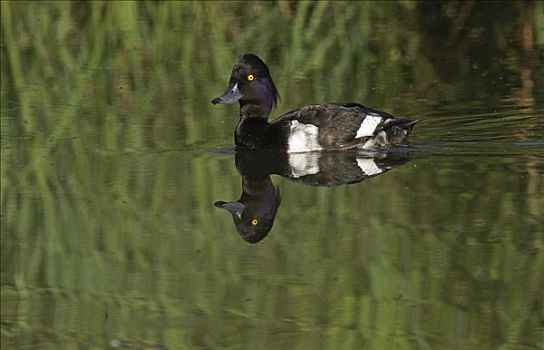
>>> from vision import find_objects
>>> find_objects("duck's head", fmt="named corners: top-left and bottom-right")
top-left (211, 54), bottom-right (279, 118)
top-left (214, 181), bottom-right (281, 244)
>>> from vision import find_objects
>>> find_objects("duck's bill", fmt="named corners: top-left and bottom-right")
top-left (214, 201), bottom-right (245, 220)
top-left (211, 83), bottom-right (243, 105)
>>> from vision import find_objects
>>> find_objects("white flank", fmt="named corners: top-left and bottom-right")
top-left (361, 131), bottom-right (387, 149)
top-left (289, 152), bottom-right (321, 178)
top-left (356, 158), bottom-right (383, 176)
top-left (355, 114), bottom-right (382, 138)
top-left (287, 120), bottom-right (323, 153)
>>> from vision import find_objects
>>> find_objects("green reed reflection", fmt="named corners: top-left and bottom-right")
top-left (1, 1), bottom-right (543, 349)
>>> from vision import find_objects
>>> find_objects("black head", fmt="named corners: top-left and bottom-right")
top-left (211, 54), bottom-right (280, 117)
top-left (214, 180), bottom-right (281, 244)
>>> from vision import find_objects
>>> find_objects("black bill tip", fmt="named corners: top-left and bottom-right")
top-left (211, 83), bottom-right (243, 105)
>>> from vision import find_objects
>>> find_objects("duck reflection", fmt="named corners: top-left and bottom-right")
top-left (215, 149), bottom-right (411, 243)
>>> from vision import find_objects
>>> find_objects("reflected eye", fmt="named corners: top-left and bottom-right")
top-left (251, 218), bottom-right (258, 226)
top-left (247, 74), bottom-right (254, 81)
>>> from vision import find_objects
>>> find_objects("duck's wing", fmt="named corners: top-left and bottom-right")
top-left (272, 104), bottom-right (392, 149)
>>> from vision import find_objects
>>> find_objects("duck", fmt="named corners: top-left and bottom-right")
top-left (215, 149), bottom-right (412, 243)
top-left (212, 53), bottom-right (418, 152)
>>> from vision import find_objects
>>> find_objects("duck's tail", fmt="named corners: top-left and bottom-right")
top-left (383, 119), bottom-right (420, 144)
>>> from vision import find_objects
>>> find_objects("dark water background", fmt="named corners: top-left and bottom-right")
top-left (1, 2), bottom-right (543, 349)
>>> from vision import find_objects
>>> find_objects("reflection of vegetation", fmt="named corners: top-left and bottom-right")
top-left (1, 2), bottom-right (543, 349)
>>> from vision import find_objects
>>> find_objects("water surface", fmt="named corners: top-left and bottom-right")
top-left (1, 2), bottom-right (543, 349)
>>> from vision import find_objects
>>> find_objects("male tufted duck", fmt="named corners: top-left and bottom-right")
top-left (212, 53), bottom-right (418, 152)
top-left (215, 149), bottom-right (412, 243)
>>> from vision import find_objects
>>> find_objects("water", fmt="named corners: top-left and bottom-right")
top-left (1, 2), bottom-right (543, 349)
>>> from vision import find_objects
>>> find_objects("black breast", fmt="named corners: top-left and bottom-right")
top-left (235, 117), bottom-right (289, 150)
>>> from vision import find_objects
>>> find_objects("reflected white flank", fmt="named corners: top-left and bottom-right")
top-left (356, 158), bottom-right (382, 176)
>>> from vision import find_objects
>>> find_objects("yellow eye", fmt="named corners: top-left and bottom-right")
top-left (251, 218), bottom-right (258, 226)
top-left (247, 74), bottom-right (254, 81)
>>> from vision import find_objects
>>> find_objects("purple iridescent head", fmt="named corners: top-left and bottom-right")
top-left (211, 54), bottom-right (280, 118)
